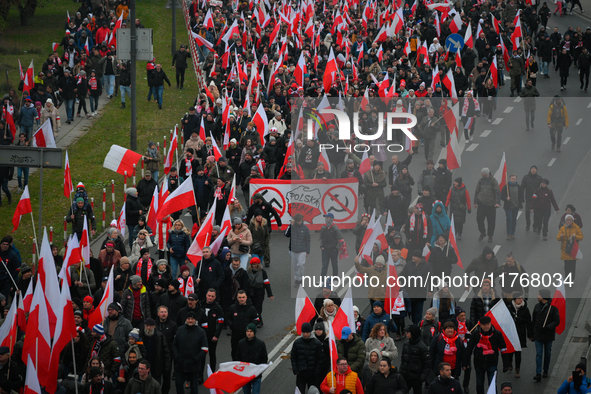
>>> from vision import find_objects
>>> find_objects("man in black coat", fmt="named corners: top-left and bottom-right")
top-left (176, 293), bottom-right (206, 327)
top-left (245, 193), bottom-right (282, 230)
top-left (388, 153), bottom-right (413, 186)
top-left (140, 318), bottom-right (172, 385)
top-left (136, 171), bottom-right (158, 210)
top-left (520, 165), bottom-right (542, 231)
top-left (227, 290), bottom-right (260, 360)
top-left (291, 322), bottom-right (325, 392)
top-left (172, 44), bottom-right (191, 89)
top-left (58, 68), bottom-right (77, 123)
top-left (156, 305), bottom-right (177, 394)
top-left (149, 63), bottom-right (171, 109)
top-left (463, 316), bottom-right (506, 394)
top-left (236, 323), bottom-right (268, 392)
top-left (172, 311), bottom-right (209, 394)
top-left (531, 289), bottom-right (560, 381)
top-left (193, 247), bottom-right (224, 300)
top-left (158, 280), bottom-right (187, 323)
top-left (182, 107), bottom-right (200, 143)
top-left (428, 362), bottom-right (463, 394)
top-left (433, 159), bottom-right (453, 202)
top-left (125, 188), bottom-right (143, 247)
top-left (199, 289), bottom-right (224, 382)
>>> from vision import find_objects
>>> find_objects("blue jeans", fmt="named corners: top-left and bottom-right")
top-left (410, 300), bottom-right (424, 325)
top-left (20, 125), bottom-right (33, 139)
top-left (151, 170), bottom-right (159, 183)
top-left (169, 255), bottom-right (183, 278)
top-left (89, 96), bottom-right (99, 113)
top-left (535, 340), bottom-right (553, 374)
top-left (64, 99), bottom-right (75, 121)
top-left (0, 179), bottom-right (11, 203)
top-left (128, 225), bottom-right (136, 247)
top-left (17, 167), bottom-right (29, 189)
top-left (242, 376), bottom-right (262, 394)
top-left (148, 86), bottom-right (155, 100)
top-left (505, 208), bottom-right (519, 236)
top-left (474, 365), bottom-right (497, 394)
top-left (174, 369), bottom-right (199, 394)
top-left (105, 75), bottom-right (115, 96)
top-left (321, 248), bottom-right (339, 277)
top-left (156, 85), bottom-right (164, 106)
top-left (120, 85), bottom-right (131, 103)
top-left (542, 61), bottom-right (549, 75)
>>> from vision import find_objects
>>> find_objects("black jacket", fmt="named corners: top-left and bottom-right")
top-left (226, 300), bottom-right (260, 342)
top-left (285, 223), bottom-right (311, 254)
top-left (172, 50), bottom-right (191, 69)
top-left (366, 367), bottom-right (408, 394)
top-left (400, 338), bottom-right (431, 382)
top-left (291, 336), bottom-right (325, 377)
top-left (172, 323), bottom-right (209, 373)
top-left (199, 299), bottom-right (224, 339)
top-left (245, 199), bottom-right (282, 228)
top-left (137, 177), bottom-right (158, 207)
top-left (429, 333), bottom-right (464, 373)
top-left (176, 305), bottom-right (206, 327)
top-left (120, 66), bottom-right (131, 87)
top-left (236, 336), bottom-right (268, 364)
top-left (507, 301), bottom-right (533, 347)
top-left (125, 195), bottom-right (143, 227)
top-left (427, 376), bottom-right (463, 394)
top-left (150, 69), bottom-right (171, 87)
top-left (140, 326), bottom-right (172, 378)
top-left (532, 300), bottom-right (560, 342)
top-left (158, 290), bottom-right (187, 323)
top-left (156, 317), bottom-right (178, 350)
top-left (121, 285), bottom-right (151, 321)
top-left (433, 165), bottom-right (453, 201)
top-left (58, 75), bottom-right (77, 99)
top-left (464, 327), bottom-right (506, 369)
top-left (194, 256), bottom-right (224, 298)
top-left (84, 380), bottom-right (116, 394)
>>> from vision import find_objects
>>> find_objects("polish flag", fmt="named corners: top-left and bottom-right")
top-left (442, 68), bottom-right (457, 99)
top-left (295, 286), bottom-right (317, 335)
top-left (207, 365), bottom-right (224, 394)
top-left (446, 130), bottom-right (461, 170)
top-left (157, 175), bottom-right (196, 221)
top-left (187, 205), bottom-right (216, 264)
top-left (58, 235), bottom-right (82, 285)
top-left (199, 117), bottom-right (206, 141)
top-left (32, 118), bottom-right (56, 148)
top-left (332, 288), bottom-right (356, 338)
top-left (88, 266), bottom-right (114, 329)
top-left (570, 240), bottom-right (583, 260)
top-left (449, 12), bottom-right (462, 33)
top-left (17, 288), bottom-right (27, 332)
top-left (464, 22), bottom-right (474, 48)
top-left (499, 33), bottom-right (510, 71)
top-left (359, 151), bottom-right (371, 175)
top-left (551, 283), bottom-right (566, 335)
top-left (422, 244), bottom-right (431, 262)
top-left (22, 277), bottom-right (52, 384)
top-left (209, 227), bottom-right (228, 255)
top-left (220, 203), bottom-right (232, 235)
top-left (146, 186), bottom-right (159, 233)
top-left (116, 203), bottom-right (127, 238)
top-left (360, 88), bottom-right (370, 111)
top-left (103, 144), bottom-right (143, 176)
top-left (476, 22), bottom-right (483, 40)
top-left (493, 152), bottom-right (507, 192)
top-left (511, 16), bottom-right (522, 50)
top-left (294, 52), bottom-right (306, 87)
top-left (84, 37), bottom-right (90, 56)
top-left (192, 31), bottom-right (215, 51)
top-left (12, 185), bottom-right (32, 232)
top-left (455, 51), bottom-right (462, 69)
top-left (37, 228), bottom-right (61, 336)
top-left (24, 355), bottom-right (42, 394)
top-left (448, 215), bottom-right (463, 268)
top-left (268, 21), bottom-right (281, 45)
top-left (203, 8), bottom-right (214, 29)
top-left (256, 160), bottom-right (265, 177)
top-left (79, 216), bottom-right (90, 268)
top-left (361, 220), bottom-right (387, 265)
top-left (383, 250), bottom-right (400, 315)
top-left (486, 372), bottom-right (497, 394)
top-left (485, 300), bottom-right (521, 352)
top-left (490, 56), bottom-right (499, 89)
top-left (164, 129), bottom-right (177, 175)
top-left (327, 322), bottom-right (339, 372)
top-left (377, 44), bottom-right (384, 62)
top-left (492, 13), bottom-right (501, 34)
top-left (323, 48), bottom-right (339, 93)
top-left (0, 296), bottom-right (17, 349)
top-left (210, 132), bottom-right (223, 160)
top-left (64, 150), bottom-right (74, 198)
top-left (304, 18), bottom-right (314, 39)
top-left (46, 283), bottom-right (78, 394)
top-left (431, 65), bottom-right (441, 90)
top-left (23, 59), bottom-right (34, 94)
top-left (227, 174), bottom-right (236, 205)
top-left (318, 149), bottom-right (332, 173)
top-left (204, 362), bottom-right (271, 393)
top-left (252, 104), bottom-right (269, 147)
top-left (404, 41), bottom-right (411, 57)
top-left (21, 280), bottom-right (33, 321)
top-left (378, 73), bottom-right (390, 97)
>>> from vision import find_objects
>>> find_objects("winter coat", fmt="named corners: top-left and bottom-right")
top-left (507, 301), bottom-right (532, 347)
top-left (419, 319), bottom-right (440, 347)
top-left (465, 246), bottom-right (499, 280)
top-left (148, 263), bottom-right (173, 291)
top-left (40, 103), bottom-right (60, 131)
top-left (508, 56), bottom-right (525, 76)
top-left (501, 182), bottom-right (524, 210)
top-left (470, 289), bottom-right (500, 323)
top-left (427, 376), bottom-right (464, 394)
top-left (172, 324), bottom-right (208, 373)
top-left (355, 260), bottom-right (387, 301)
top-left (532, 300), bottom-right (561, 342)
top-left (88, 336), bottom-right (121, 375)
top-left (531, 186), bottom-right (559, 211)
top-left (140, 327), bottom-right (171, 378)
top-left (285, 223), bottom-right (311, 254)
top-left (365, 367), bottom-right (408, 394)
top-left (245, 199), bottom-right (282, 227)
top-left (70, 265), bottom-right (96, 298)
top-left (433, 166), bottom-right (452, 201)
top-left (556, 52), bottom-right (572, 76)
top-left (129, 237), bottom-right (154, 263)
top-left (384, 193), bottom-right (408, 227)
top-left (137, 177), bottom-right (158, 207)
top-left (418, 168), bottom-right (437, 195)
top-left (364, 169), bottom-right (387, 208)
top-left (121, 285), bottom-right (151, 321)
top-left (405, 213), bottom-right (433, 253)
top-left (521, 170), bottom-right (543, 201)
top-left (102, 315), bottom-right (133, 350)
top-left (430, 202), bottom-right (451, 245)
top-left (198, 300), bottom-right (224, 340)
top-left (249, 217), bottom-right (270, 251)
top-left (237, 336), bottom-right (268, 364)
top-left (429, 333), bottom-right (464, 373)
top-left (558, 223), bottom-right (584, 260)
top-left (193, 256), bottom-right (224, 296)
top-left (66, 203), bottom-right (96, 235)
top-left (337, 334), bottom-right (366, 374)
top-left (291, 336), bottom-right (325, 377)
top-left (365, 336), bottom-right (398, 360)
top-left (474, 176), bottom-right (501, 207)
top-left (400, 259), bottom-right (430, 300)
top-left (428, 244), bottom-right (458, 277)
top-left (123, 372), bottom-right (161, 394)
top-left (158, 290), bottom-right (187, 323)
top-left (445, 183), bottom-right (471, 224)
top-left (520, 84), bottom-right (540, 110)
top-left (464, 327), bottom-right (506, 369)
top-left (167, 229), bottom-right (191, 260)
top-left (226, 300), bottom-right (260, 342)
top-left (125, 195), bottom-right (143, 227)
top-left (227, 224), bottom-right (253, 254)
top-left (362, 311), bottom-right (396, 341)
top-left (320, 223), bottom-right (344, 251)
top-left (400, 338), bottom-right (431, 382)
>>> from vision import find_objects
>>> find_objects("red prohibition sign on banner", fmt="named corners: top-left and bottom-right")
top-left (251, 186), bottom-right (287, 219)
top-left (321, 185), bottom-right (358, 222)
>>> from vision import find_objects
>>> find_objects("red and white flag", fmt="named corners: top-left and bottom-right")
top-left (359, 150), bottom-right (371, 175)
top-left (164, 129), bottom-right (178, 175)
top-left (295, 286), bottom-right (317, 335)
top-left (422, 244), bottom-right (431, 262)
top-left (448, 215), bottom-right (463, 268)
top-left (58, 235), bottom-right (82, 286)
top-left (493, 152), bottom-right (507, 192)
top-left (332, 288), bottom-right (356, 338)
top-left (157, 175), bottom-right (195, 221)
top-left (79, 214), bottom-right (90, 267)
top-left (377, 44), bottom-right (384, 62)
top-left (18, 60), bottom-right (24, 80)
top-left (464, 22), bottom-right (474, 48)
top-left (210, 132), bottom-right (223, 160)
top-left (442, 68), bottom-right (457, 99)
top-left (323, 48), bottom-right (339, 93)
top-left (24, 355), bottom-right (42, 394)
top-left (22, 59), bottom-right (34, 94)
top-left (103, 145), bottom-right (143, 176)
top-left (252, 104), bottom-right (269, 147)
top-left (88, 266), bottom-right (114, 328)
top-left (256, 159), bottom-right (265, 177)
top-left (37, 228), bottom-right (61, 336)
top-left (318, 149), bottom-right (332, 173)
top-left (187, 205), bottom-right (216, 264)
top-left (485, 300), bottom-right (521, 353)
top-left (209, 227), bottom-right (228, 255)
top-left (22, 277), bottom-right (52, 384)
top-left (490, 56), bottom-right (499, 89)
top-left (12, 185), bottom-right (32, 232)
top-left (192, 31), bottom-right (215, 51)
top-left (360, 88), bottom-right (370, 111)
top-left (146, 187), bottom-right (159, 235)
top-left (383, 250), bottom-right (401, 315)
top-left (449, 12), bottom-right (462, 33)
top-left (551, 283), bottom-right (566, 335)
top-left (570, 239), bottom-right (583, 260)
top-left (84, 37), bottom-right (90, 56)
top-left (20, 280), bottom-right (33, 328)
top-left (116, 202), bottom-right (127, 238)
top-left (227, 174), bottom-right (236, 205)
top-left (294, 52), bottom-right (307, 87)
top-left (446, 130), bottom-right (461, 170)
top-left (52, 42), bottom-right (59, 51)
top-left (64, 150), bottom-right (74, 198)
top-left (32, 119), bottom-right (56, 148)
top-left (327, 321), bottom-right (339, 373)
top-left (0, 296), bottom-right (17, 349)
top-left (204, 362), bottom-right (271, 393)
top-left (203, 8), bottom-right (214, 29)
top-left (207, 365), bottom-right (224, 394)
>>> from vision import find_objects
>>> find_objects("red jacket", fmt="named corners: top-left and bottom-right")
top-left (320, 367), bottom-right (364, 394)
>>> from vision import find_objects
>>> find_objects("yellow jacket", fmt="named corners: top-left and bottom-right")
top-left (547, 104), bottom-right (569, 127)
top-left (557, 223), bottom-right (583, 260)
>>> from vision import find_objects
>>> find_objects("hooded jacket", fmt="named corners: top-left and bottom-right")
top-left (521, 167), bottom-right (542, 201)
top-left (532, 299), bottom-right (560, 342)
top-left (400, 325), bottom-right (431, 382)
top-left (360, 349), bottom-right (382, 389)
top-left (465, 246), bottom-right (499, 280)
top-left (226, 299), bottom-right (260, 342)
top-left (474, 175), bottom-right (501, 207)
top-left (291, 334), bottom-right (325, 377)
top-left (557, 222), bottom-right (584, 260)
top-left (172, 323), bottom-right (208, 373)
top-left (430, 201), bottom-right (451, 245)
top-left (446, 181), bottom-right (471, 224)
top-left (464, 326), bottom-right (506, 369)
top-left (433, 164), bottom-right (452, 201)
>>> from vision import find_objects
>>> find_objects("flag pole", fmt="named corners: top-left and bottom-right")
top-left (7, 335), bottom-right (12, 379)
top-left (469, 322), bottom-right (480, 333)
top-left (30, 212), bottom-right (39, 259)
top-left (82, 262), bottom-right (92, 295)
top-left (71, 338), bottom-right (79, 394)
top-left (542, 302), bottom-right (552, 328)
top-left (1, 260), bottom-right (19, 291)
top-left (197, 233), bottom-right (209, 280)
top-left (330, 322), bottom-right (335, 388)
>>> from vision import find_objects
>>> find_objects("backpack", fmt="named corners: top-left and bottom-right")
top-left (550, 104), bottom-right (564, 124)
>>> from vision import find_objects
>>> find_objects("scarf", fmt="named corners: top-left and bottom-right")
top-left (90, 381), bottom-right (105, 394)
top-left (248, 268), bottom-right (264, 288)
top-left (476, 332), bottom-right (494, 355)
top-left (89, 77), bottom-right (97, 90)
top-left (442, 333), bottom-right (459, 368)
top-left (457, 319), bottom-right (468, 344)
top-left (90, 334), bottom-right (106, 359)
top-left (462, 97), bottom-right (481, 116)
top-left (214, 186), bottom-right (224, 200)
top-left (184, 158), bottom-right (192, 176)
top-left (178, 276), bottom-right (195, 296)
top-left (512, 299), bottom-right (524, 311)
top-left (135, 258), bottom-right (153, 277)
top-left (147, 142), bottom-right (158, 158)
top-left (409, 212), bottom-right (428, 238)
top-left (137, 237), bottom-right (146, 248)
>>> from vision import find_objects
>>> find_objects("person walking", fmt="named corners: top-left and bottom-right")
top-left (531, 178), bottom-right (559, 240)
top-left (521, 165), bottom-right (542, 232)
top-left (119, 61), bottom-right (132, 109)
top-left (520, 79), bottom-right (540, 131)
top-left (285, 213), bottom-right (311, 288)
top-left (503, 292), bottom-right (532, 378)
top-left (172, 311), bottom-right (209, 394)
top-left (557, 214), bottom-right (584, 280)
top-left (320, 213), bottom-right (344, 277)
top-left (236, 323), bottom-right (268, 394)
top-left (172, 45), bottom-right (191, 89)
top-left (227, 290), bottom-right (260, 360)
top-left (123, 360), bottom-right (162, 394)
top-left (501, 174), bottom-right (524, 240)
top-left (579, 48), bottom-right (591, 92)
top-left (445, 177), bottom-right (471, 240)
top-left (149, 64), bottom-right (171, 110)
top-left (474, 168), bottom-right (501, 243)
top-left (556, 48), bottom-right (572, 90)
top-left (531, 289), bottom-right (560, 382)
top-left (400, 324), bottom-right (431, 394)
top-left (291, 322), bottom-right (325, 393)
top-left (508, 50), bottom-right (525, 97)
top-left (547, 96), bottom-right (569, 152)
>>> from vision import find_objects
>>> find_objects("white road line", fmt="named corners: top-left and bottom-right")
top-left (184, 212), bottom-right (192, 217)
top-left (480, 130), bottom-right (492, 137)
top-left (504, 75), bottom-right (511, 80)
top-left (267, 333), bottom-right (295, 361)
top-left (587, 102), bottom-right (591, 108)
top-left (513, 97), bottom-right (522, 103)
top-left (492, 118), bottom-right (503, 125)
top-left (262, 342), bottom-right (295, 381)
top-left (548, 158), bottom-right (556, 166)
top-left (517, 210), bottom-right (522, 220)
top-left (503, 107), bottom-right (514, 113)
top-left (493, 245), bottom-right (501, 254)
top-left (563, 137), bottom-right (571, 145)
top-left (576, 118), bottom-right (583, 126)
top-left (465, 144), bottom-right (478, 151)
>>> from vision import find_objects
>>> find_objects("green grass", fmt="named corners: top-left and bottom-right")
top-left (0, 0), bottom-right (198, 262)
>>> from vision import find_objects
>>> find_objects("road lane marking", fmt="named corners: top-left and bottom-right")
top-left (576, 118), bottom-right (583, 126)
top-left (548, 158), bottom-right (556, 166)
top-left (587, 102), bottom-right (591, 108)
top-left (480, 130), bottom-right (492, 137)
top-left (503, 107), bottom-right (514, 113)
top-left (517, 210), bottom-right (522, 220)
top-left (563, 137), bottom-right (571, 145)
top-left (466, 144), bottom-right (478, 151)
top-left (492, 118), bottom-right (503, 125)
top-left (493, 245), bottom-right (501, 254)
top-left (513, 97), bottom-right (522, 103)
top-left (267, 333), bottom-right (295, 361)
